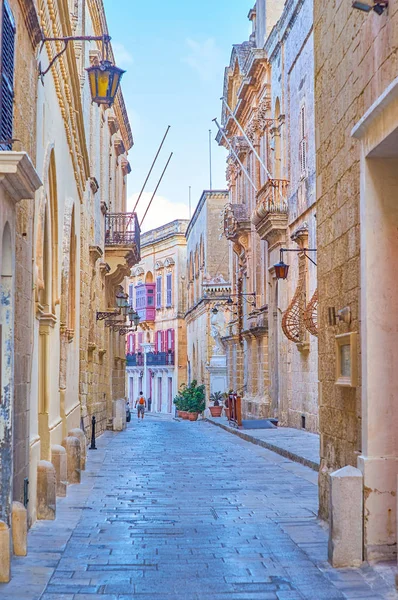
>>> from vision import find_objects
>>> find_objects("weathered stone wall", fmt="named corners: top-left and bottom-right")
top-left (313, 0), bottom-right (380, 518)
top-left (10, 0), bottom-right (40, 508)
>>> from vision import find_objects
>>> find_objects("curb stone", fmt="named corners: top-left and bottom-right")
top-left (205, 417), bottom-right (319, 472)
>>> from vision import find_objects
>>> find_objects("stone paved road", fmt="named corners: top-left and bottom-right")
top-left (2, 415), bottom-right (398, 600)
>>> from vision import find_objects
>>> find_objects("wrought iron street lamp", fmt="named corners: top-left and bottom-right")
top-left (273, 248), bottom-right (317, 280)
top-left (38, 34), bottom-right (125, 107)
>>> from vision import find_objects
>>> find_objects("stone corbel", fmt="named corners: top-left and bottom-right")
top-left (0, 152), bottom-right (42, 202)
top-left (99, 262), bottom-right (111, 277)
top-left (90, 177), bottom-right (99, 194)
top-left (291, 222), bottom-right (309, 249)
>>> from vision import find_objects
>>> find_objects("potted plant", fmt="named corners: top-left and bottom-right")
top-left (187, 381), bottom-right (206, 421)
top-left (209, 391), bottom-right (223, 417)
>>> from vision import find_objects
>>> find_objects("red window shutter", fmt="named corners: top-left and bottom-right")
top-left (138, 332), bottom-right (143, 351)
top-left (132, 334), bottom-right (136, 354)
top-left (171, 329), bottom-right (175, 351)
top-left (162, 331), bottom-right (166, 352)
top-left (156, 331), bottom-right (161, 353)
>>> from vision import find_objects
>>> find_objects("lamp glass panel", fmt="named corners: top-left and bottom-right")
top-left (97, 70), bottom-right (111, 99)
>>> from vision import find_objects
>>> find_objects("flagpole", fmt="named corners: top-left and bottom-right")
top-left (212, 118), bottom-right (257, 193)
top-left (140, 152), bottom-right (173, 229)
top-left (209, 129), bottom-right (212, 190)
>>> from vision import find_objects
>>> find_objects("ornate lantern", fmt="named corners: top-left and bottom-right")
top-left (86, 60), bottom-right (125, 106)
top-left (274, 259), bottom-right (290, 280)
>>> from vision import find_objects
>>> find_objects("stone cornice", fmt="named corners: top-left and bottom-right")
top-left (0, 152), bottom-right (42, 201)
top-left (186, 190), bottom-right (228, 240)
top-left (86, 0), bottom-right (133, 150)
top-left (39, 0), bottom-right (90, 201)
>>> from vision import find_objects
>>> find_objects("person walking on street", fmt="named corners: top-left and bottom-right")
top-left (135, 391), bottom-right (147, 420)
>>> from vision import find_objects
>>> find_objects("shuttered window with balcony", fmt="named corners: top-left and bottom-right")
top-left (0, 1), bottom-right (15, 151)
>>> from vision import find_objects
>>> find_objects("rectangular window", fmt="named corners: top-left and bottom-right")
top-left (0, 1), bottom-right (15, 151)
top-left (166, 273), bottom-right (172, 307)
top-left (129, 283), bottom-right (134, 307)
top-left (156, 330), bottom-right (162, 353)
top-left (147, 288), bottom-right (154, 306)
top-left (299, 105), bottom-right (307, 177)
top-left (156, 276), bottom-right (162, 308)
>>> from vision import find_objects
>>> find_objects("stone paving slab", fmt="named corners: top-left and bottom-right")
top-left (206, 416), bottom-right (320, 471)
top-left (1, 416), bottom-right (397, 599)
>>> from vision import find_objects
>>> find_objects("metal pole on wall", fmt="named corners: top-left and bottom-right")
top-left (209, 129), bottom-right (212, 190)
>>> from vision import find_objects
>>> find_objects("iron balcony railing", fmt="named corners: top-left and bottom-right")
top-left (126, 351), bottom-right (175, 367)
top-left (105, 212), bottom-right (141, 251)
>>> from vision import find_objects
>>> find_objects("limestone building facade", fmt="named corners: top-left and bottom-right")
top-left (314, 0), bottom-right (398, 562)
top-left (218, 0), bottom-right (318, 428)
top-left (0, 0), bottom-right (139, 572)
top-left (0, 0), bottom-right (42, 537)
top-left (185, 190), bottom-right (230, 400)
top-left (126, 220), bottom-right (188, 414)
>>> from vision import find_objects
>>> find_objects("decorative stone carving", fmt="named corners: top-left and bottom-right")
top-left (211, 310), bottom-right (226, 356)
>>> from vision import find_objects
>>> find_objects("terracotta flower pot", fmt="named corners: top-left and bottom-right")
top-left (182, 411), bottom-right (189, 420)
top-left (209, 405), bottom-right (223, 418)
top-left (188, 412), bottom-right (198, 421)
top-left (224, 408), bottom-right (230, 419)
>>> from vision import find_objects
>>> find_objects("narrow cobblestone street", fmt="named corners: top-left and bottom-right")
top-left (1, 416), bottom-right (397, 600)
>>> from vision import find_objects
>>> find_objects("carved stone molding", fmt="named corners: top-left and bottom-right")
top-left (90, 177), bottom-right (99, 194)
top-left (18, 0), bottom-right (42, 47)
top-left (0, 152), bottom-right (42, 202)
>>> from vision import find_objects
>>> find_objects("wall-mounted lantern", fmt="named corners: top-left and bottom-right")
top-left (274, 248), bottom-right (317, 280)
top-left (39, 34), bottom-right (125, 107)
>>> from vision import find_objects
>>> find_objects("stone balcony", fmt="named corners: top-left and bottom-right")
top-left (223, 203), bottom-right (251, 245)
top-left (104, 212), bottom-right (141, 285)
top-left (251, 179), bottom-right (289, 246)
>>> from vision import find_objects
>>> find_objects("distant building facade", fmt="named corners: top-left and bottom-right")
top-left (218, 0), bottom-right (317, 428)
top-left (185, 190), bottom-right (230, 400)
top-left (126, 220), bottom-right (189, 414)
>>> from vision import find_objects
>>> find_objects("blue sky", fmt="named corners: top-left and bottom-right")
top-left (103, 0), bottom-right (253, 231)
